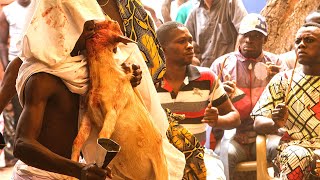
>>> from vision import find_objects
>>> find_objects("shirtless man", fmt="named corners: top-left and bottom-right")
top-left (12, 1), bottom-right (112, 179)
top-left (2, 0), bottom-right (185, 179)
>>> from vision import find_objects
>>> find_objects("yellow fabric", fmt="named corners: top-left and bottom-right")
top-left (116, 0), bottom-right (166, 82)
top-left (165, 109), bottom-right (207, 180)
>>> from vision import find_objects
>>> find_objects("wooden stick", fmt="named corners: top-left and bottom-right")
top-left (284, 56), bottom-right (299, 105)
top-left (210, 56), bottom-right (228, 102)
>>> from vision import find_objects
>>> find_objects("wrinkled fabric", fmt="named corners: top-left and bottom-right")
top-left (12, 160), bottom-right (71, 180)
top-left (251, 69), bottom-right (320, 179)
top-left (18, 0), bottom-right (105, 65)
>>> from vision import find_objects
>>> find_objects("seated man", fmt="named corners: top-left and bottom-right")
top-left (210, 13), bottom-right (285, 179)
top-left (251, 22), bottom-right (320, 179)
top-left (279, 10), bottom-right (320, 70)
top-left (156, 21), bottom-right (240, 179)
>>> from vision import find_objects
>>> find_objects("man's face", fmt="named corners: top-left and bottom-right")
top-left (164, 27), bottom-right (194, 66)
top-left (295, 26), bottom-right (320, 65)
top-left (238, 31), bottom-right (266, 59)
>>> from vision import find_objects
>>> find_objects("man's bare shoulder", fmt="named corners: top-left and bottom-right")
top-left (0, 10), bottom-right (7, 23)
top-left (24, 73), bottom-right (66, 102)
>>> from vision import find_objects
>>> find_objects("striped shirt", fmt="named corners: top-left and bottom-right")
top-left (156, 65), bottom-right (228, 142)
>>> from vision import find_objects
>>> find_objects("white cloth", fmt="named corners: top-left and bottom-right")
top-left (17, 0), bottom-right (105, 65)
top-left (2, 1), bottom-right (30, 61)
top-left (16, 0), bottom-right (106, 104)
top-left (16, 55), bottom-right (88, 106)
top-left (15, 0), bottom-right (185, 178)
top-left (204, 148), bottom-right (226, 180)
top-left (12, 160), bottom-right (71, 180)
top-left (81, 43), bottom-right (185, 180)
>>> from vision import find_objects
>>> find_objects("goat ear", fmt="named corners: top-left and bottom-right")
top-left (117, 35), bottom-right (136, 45)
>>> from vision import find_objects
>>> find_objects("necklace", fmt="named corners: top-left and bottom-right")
top-left (98, 0), bottom-right (110, 7)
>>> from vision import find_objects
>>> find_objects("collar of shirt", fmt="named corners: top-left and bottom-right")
top-left (199, 0), bottom-right (219, 9)
top-left (235, 50), bottom-right (265, 63)
top-left (161, 65), bottom-right (201, 91)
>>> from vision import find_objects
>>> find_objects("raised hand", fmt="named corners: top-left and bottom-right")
top-left (266, 62), bottom-right (282, 79)
top-left (272, 103), bottom-right (288, 128)
top-left (201, 103), bottom-right (219, 127)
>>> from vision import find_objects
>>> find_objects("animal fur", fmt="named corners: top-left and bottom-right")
top-left (71, 20), bottom-right (168, 179)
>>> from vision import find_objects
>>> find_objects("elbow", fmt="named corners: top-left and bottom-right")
top-left (234, 111), bottom-right (241, 127)
top-left (231, 109), bottom-right (241, 127)
top-left (253, 117), bottom-right (267, 134)
top-left (13, 138), bottom-right (26, 160)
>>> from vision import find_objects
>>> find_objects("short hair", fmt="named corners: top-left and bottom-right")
top-left (156, 21), bottom-right (185, 46)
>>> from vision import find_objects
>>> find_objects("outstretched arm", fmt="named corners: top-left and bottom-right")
top-left (143, 4), bottom-right (163, 27)
top-left (0, 10), bottom-right (9, 69)
top-left (0, 57), bottom-right (22, 113)
top-left (161, 0), bottom-right (173, 22)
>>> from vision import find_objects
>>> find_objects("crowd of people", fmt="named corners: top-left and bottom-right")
top-left (0, 0), bottom-right (319, 180)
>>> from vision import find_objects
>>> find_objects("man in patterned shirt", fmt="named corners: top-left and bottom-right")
top-left (251, 22), bottom-right (320, 179)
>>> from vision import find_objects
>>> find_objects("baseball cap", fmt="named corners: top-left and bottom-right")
top-left (239, 13), bottom-right (268, 36)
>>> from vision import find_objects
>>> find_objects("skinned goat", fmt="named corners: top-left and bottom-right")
top-left (71, 20), bottom-right (168, 180)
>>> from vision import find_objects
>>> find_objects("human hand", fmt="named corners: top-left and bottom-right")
top-left (266, 62), bottom-right (281, 79)
top-left (272, 103), bottom-right (288, 128)
top-left (80, 163), bottom-right (112, 180)
top-left (222, 80), bottom-right (236, 98)
top-left (222, 74), bottom-right (236, 97)
top-left (201, 103), bottom-right (219, 127)
top-left (121, 63), bottom-right (142, 87)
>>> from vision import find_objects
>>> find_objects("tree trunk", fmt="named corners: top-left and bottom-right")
top-left (261, 0), bottom-right (320, 54)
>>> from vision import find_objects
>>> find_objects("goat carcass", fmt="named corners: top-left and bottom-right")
top-left (71, 20), bottom-right (168, 180)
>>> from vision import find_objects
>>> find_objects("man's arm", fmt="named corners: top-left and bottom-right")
top-left (0, 10), bottom-right (9, 68)
top-left (14, 73), bottom-right (83, 178)
top-left (0, 57), bottom-right (22, 113)
top-left (202, 98), bottom-right (240, 129)
top-left (254, 116), bottom-right (279, 134)
top-left (161, 0), bottom-right (173, 22)
top-left (143, 4), bottom-right (163, 27)
top-left (13, 73), bottom-right (108, 179)
top-left (254, 103), bottom-right (288, 134)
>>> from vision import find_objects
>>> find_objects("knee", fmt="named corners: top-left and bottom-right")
top-left (280, 145), bottom-right (313, 168)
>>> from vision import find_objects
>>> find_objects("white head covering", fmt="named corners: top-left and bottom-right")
top-left (18, 0), bottom-right (105, 66)
top-left (16, 0), bottom-right (106, 105)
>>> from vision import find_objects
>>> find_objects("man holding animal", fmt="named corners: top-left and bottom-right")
top-left (8, 0), bottom-right (186, 179)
